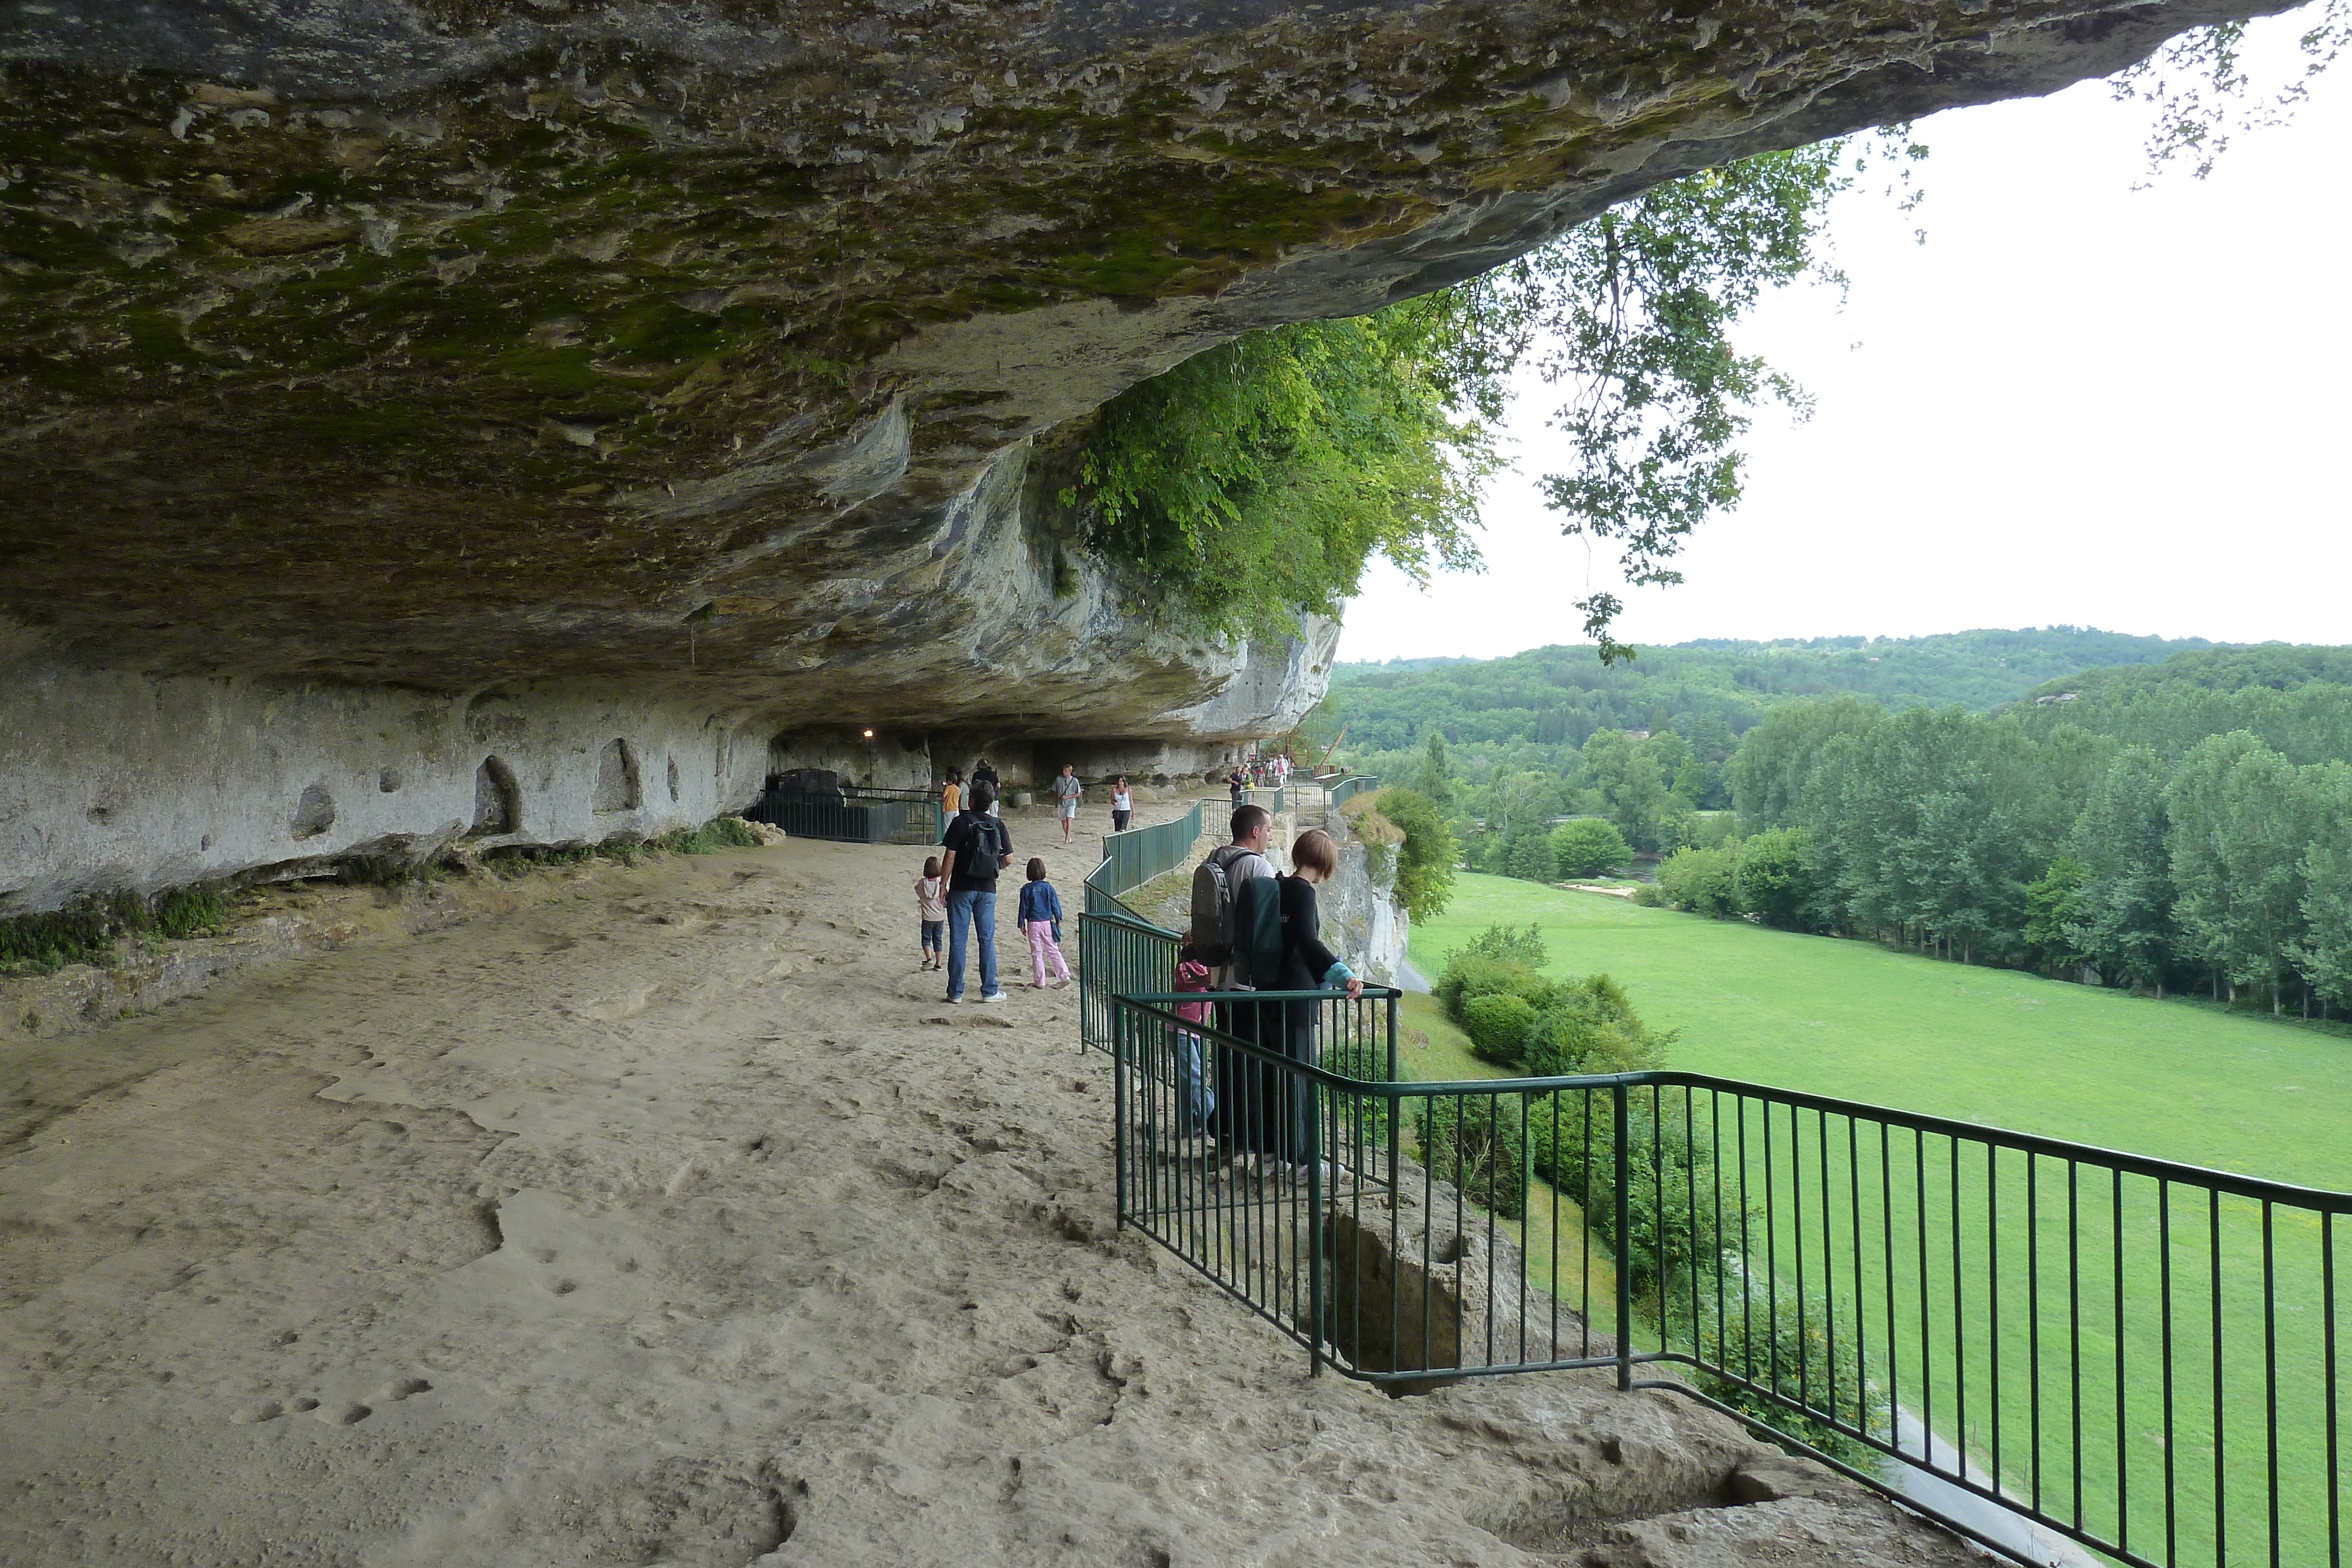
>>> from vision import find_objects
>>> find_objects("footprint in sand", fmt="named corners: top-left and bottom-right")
top-left (229, 1379), bottom-right (430, 1426)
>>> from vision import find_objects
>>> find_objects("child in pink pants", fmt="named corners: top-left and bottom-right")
top-left (1017, 857), bottom-right (1071, 988)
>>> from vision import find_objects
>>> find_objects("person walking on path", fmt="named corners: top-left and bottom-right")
top-left (939, 780), bottom-right (1013, 1003)
top-left (939, 770), bottom-right (962, 824)
top-left (1017, 858), bottom-right (1071, 989)
top-left (1051, 764), bottom-right (1083, 845)
top-left (1227, 764), bottom-right (1248, 809)
top-left (971, 758), bottom-right (1001, 816)
top-left (1110, 775), bottom-right (1134, 833)
top-left (914, 856), bottom-right (948, 971)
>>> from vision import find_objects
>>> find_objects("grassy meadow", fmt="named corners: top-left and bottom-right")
top-left (1402, 874), bottom-right (2352, 1564)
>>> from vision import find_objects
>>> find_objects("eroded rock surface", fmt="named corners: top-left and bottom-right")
top-left (4, 0), bottom-right (2278, 709)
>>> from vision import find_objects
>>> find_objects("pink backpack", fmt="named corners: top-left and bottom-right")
top-left (1173, 957), bottom-right (1212, 1026)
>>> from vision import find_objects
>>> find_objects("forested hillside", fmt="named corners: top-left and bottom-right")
top-left (1327, 634), bottom-right (2352, 1017)
top-left (1316, 627), bottom-right (2204, 759)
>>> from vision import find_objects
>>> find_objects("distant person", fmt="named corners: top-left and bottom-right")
top-left (938, 780), bottom-right (1013, 1004)
top-left (1110, 775), bottom-right (1134, 833)
top-left (1227, 765), bottom-right (1248, 808)
top-left (1051, 764), bottom-right (1083, 845)
top-left (1017, 857), bottom-right (1071, 989)
top-left (940, 770), bottom-right (962, 822)
top-left (972, 758), bottom-right (1001, 817)
top-left (914, 855), bottom-right (947, 971)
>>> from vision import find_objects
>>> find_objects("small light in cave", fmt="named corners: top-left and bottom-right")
top-left (862, 728), bottom-right (875, 739)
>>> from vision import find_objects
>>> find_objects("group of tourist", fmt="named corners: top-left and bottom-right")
top-left (915, 760), bottom-right (1364, 1146)
top-left (1224, 751), bottom-right (1294, 805)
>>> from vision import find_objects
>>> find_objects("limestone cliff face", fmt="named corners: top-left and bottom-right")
top-left (0, 0), bottom-right (2280, 907)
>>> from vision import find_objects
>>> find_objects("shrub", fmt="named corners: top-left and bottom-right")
top-left (1413, 1093), bottom-right (1528, 1220)
top-left (0, 884), bottom-right (237, 975)
top-left (1461, 992), bottom-right (1540, 1064)
top-left (1528, 1086), bottom-right (1727, 1313)
top-left (153, 887), bottom-right (229, 940)
top-left (1435, 954), bottom-right (1555, 1027)
top-left (1656, 844), bottom-right (1742, 918)
top-left (1362, 787), bottom-right (1458, 919)
top-left (657, 815), bottom-right (766, 855)
top-left (1627, 883), bottom-right (1662, 907)
top-left (1683, 1263), bottom-right (1888, 1463)
top-left (1446, 921), bottom-right (1548, 969)
top-left (1521, 975), bottom-right (1671, 1076)
top-left (1734, 827), bottom-right (1813, 930)
top-left (1551, 817), bottom-right (1633, 878)
top-left (1500, 826), bottom-right (1557, 883)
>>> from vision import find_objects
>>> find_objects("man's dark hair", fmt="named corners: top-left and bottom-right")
top-left (1230, 803), bottom-right (1271, 842)
top-left (970, 780), bottom-right (997, 812)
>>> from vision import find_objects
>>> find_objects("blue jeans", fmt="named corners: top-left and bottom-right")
top-left (946, 888), bottom-right (997, 998)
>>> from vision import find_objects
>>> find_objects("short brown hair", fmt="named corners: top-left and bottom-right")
top-left (1290, 828), bottom-right (1339, 880)
top-left (1230, 803), bottom-right (1271, 841)
top-left (924, 856), bottom-right (941, 878)
top-left (1027, 857), bottom-right (1048, 881)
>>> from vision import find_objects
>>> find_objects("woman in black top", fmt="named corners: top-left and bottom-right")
top-left (1220, 828), bottom-right (1362, 1167)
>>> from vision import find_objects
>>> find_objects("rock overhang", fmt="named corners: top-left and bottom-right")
top-left (0, 0), bottom-right (2288, 741)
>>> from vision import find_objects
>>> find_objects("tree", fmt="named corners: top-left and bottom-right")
top-left (2063, 747), bottom-right (2175, 994)
top-left (2022, 857), bottom-right (2090, 975)
top-left (1656, 845), bottom-right (1742, 918)
top-left (1371, 787), bottom-right (1459, 920)
top-left (1412, 730), bottom-right (1457, 810)
top-left (1502, 827), bottom-right (1559, 883)
top-left (1552, 818), bottom-right (1634, 878)
top-left (2290, 763), bottom-right (2352, 1012)
top-left (1439, 141), bottom-right (1909, 660)
top-left (1728, 696), bottom-right (1881, 829)
top-left (1067, 310), bottom-right (1494, 638)
top-left (1578, 728), bottom-right (1672, 850)
top-left (1734, 827), bottom-right (1813, 930)
top-left (2167, 732), bottom-right (2316, 1011)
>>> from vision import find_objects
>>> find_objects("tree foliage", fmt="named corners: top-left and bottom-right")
top-left (1070, 135), bottom-right (1913, 648)
top-left (1439, 142), bottom-right (1882, 660)
top-left (1061, 309), bottom-right (1492, 638)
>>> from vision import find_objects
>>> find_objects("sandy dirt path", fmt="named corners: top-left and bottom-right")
top-left (0, 801), bottom-right (1979, 1567)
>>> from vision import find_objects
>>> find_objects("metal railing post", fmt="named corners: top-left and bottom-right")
top-left (1308, 1074), bottom-right (1325, 1377)
top-left (1385, 992), bottom-right (1401, 1192)
top-left (1614, 1079), bottom-right (1634, 1392)
top-left (1113, 1003), bottom-right (1129, 1227)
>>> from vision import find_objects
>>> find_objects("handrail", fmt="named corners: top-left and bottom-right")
top-left (1100, 986), bottom-right (2352, 1568)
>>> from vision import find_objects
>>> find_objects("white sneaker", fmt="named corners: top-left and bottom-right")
top-left (944, 994), bottom-right (964, 1004)
top-left (980, 991), bottom-right (1010, 1004)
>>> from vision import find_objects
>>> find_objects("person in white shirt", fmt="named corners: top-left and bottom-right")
top-left (1051, 764), bottom-right (1083, 845)
top-left (1110, 774), bottom-right (1134, 833)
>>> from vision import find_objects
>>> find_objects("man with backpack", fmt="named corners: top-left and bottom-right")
top-left (1187, 803), bottom-right (1287, 1159)
top-left (939, 780), bottom-right (1014, 1004)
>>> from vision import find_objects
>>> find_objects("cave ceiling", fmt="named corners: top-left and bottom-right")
top-left (0, 0), bottom-right (2284, 733)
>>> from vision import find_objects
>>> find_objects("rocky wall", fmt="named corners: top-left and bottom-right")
top-left (0, 657), bottom-right (771, 912)
top-left (1316, 805), bottom-right (1411, 987)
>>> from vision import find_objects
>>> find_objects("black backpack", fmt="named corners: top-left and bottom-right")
top-left (960, 813), bottom-right (1006, 871)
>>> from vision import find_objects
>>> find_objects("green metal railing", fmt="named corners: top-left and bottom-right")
top-left (1326, 774), bottom-right (1377, 814)
top-left (1089, 800), bottom-right (1203, 917)
top-left (745, 785), bottom-right (942, 845)
top-left (1099, 989), bottom-right (2352, 1568)
top-left (1079, 800), bottom-right (1206, 1049)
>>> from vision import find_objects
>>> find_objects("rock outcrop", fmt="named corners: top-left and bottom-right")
top-left (0, 0), bottom-right (2280, 906)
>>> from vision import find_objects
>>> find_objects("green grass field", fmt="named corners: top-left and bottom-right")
top-left (1406, 874), bottom-right (2352, 1565)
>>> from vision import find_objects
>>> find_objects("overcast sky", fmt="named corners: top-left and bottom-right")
top-left (1337, 9), bottom-right (2352, 664)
